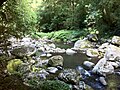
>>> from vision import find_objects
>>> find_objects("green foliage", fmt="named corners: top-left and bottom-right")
top-left (34, 30), bottom-right (87, 42)
top-left (7, 59), bottom-right (23, 73)
top-left (29, 80), bottom-right (71, 90)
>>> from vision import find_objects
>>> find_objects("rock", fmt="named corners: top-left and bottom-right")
top-left (74, 40), bottom-right (94, 50)
top-left (87, 34), bottom-right (98, 42)
top-left (48, 55), bottom-right (64, 67)
top-left (58, 69), bottom-right (80, 84)
top-left (109, 61), bottom-right (119, 68)
top-left (7, 59), bottom-right (23, 73)
top-left (11, 45), bottom-right (36, 57)
top-left (47, 67), bottom-right (58, 74)
top-left (48, 43), bottom-right (56, 48)
top-left (83, 61), bottom-right (95, 68)
top-left (46, 53), bottom-right (52, 57)
top-left (112, 36), bottom-right (120, 45)
top-left (78, 81), bottom-right (86, 90)
top-left (55, 48), bottom-right (66, 54)
top-left (105, 45), bottom-right (120, 61)
top-left (46, 48), bottom-right (66, 54)
top-left (92, 58), bottom-right (114, 75)
top-left (27, 69), bottom-right (49, 80)
top-left (66, 49), bottom-right (77, 55)
top-left (76, 66), bottom-right (91, 77)
top-left (86, 49), bottom-right (99, 57)
top-left (99, 77), bottom-right (107, 86)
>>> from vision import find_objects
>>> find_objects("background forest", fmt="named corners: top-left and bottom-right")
top-left (0, 0), bottom-right (120, 42)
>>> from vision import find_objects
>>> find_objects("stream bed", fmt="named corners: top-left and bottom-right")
top-left (57, 43), bottom-right (120, 90)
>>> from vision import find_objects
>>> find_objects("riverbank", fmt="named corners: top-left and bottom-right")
top-left (0, 35), bottom-right (120, 90)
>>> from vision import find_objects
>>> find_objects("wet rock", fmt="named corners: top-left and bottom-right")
top-left (74, 39), bottom-right (94, 50)
top-left (48, 55), bottom-right (64, 67)
top-left (47, 67), bottom-right (58, 74)
top-left (66, 48), bottom-right (77, 55)
top-left (99, 77), bottom-right (107, 86)
top-left (112, 36), bottom-right (120, 46)
top-left (86, 49), bottom-right (99, 57)
top-left (73, 81), bottom-right (93, 90)
top-left (83, 61), bottom-right (95, 68)
top-left (76, 66), bottom-right (91, 77)
top-left (58, 69), bottom-right (80, 84)
top-left (78, 81), bottom-right (86, 90)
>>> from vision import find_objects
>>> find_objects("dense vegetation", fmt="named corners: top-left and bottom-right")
top-left (0, 0), bottom-right (120, 48)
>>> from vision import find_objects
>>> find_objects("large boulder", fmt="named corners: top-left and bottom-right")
top-left (92, 58), bottom-right (114, 75)
top-left (11, 46), bottom-right (36, 57)
top-left (86, 49), bottom-right (99, 57)
top-left (105, 45), bottom-right (120, 61)
top-left (112, 36), bottom-right (120, 46)
top-left (74, 39), bottom-right (94, 50)
top-left (48, 55), bottom-right (64, 67)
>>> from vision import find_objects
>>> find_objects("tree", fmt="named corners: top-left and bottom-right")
top-left (0, 0), bottom-right (37, 53)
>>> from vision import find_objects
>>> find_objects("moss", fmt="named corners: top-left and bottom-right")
top-left (36, 80), bottom-right (71, 90)
top-left (7, 59), bottom-right (23, 73)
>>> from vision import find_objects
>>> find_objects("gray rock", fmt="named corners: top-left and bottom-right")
top-left (66, 48), bottom-right (77, 55)
top-left (58, 69), bottom-right (81, 84)
top-left (99, 77), bottom-right (107, 86)
top-left (74, 40), bottom-right (94, 50)
top-left (92, 58), bottom-right (114, 75)
top-left (112, 36), bottom-right (120, 45)
top-left (11, 45), bottom-right (36, 57)
top-left (83, 61), bottom-right (95, 68)
top-left (47, 67), bottom-right (58, 74)
top-left (48, 55), bottom-right (64, 67)
top-left (105, 45), bottom-right (120, 61)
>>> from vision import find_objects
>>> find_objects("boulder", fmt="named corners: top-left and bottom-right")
top-left (105, 45), bottom-right (120, 61)
top-left (83, 61), bottom-right (95, 68)
top-left (48, 55), bottom-right (64, 67)
top-left (112, 36), bottom-right (120, 45)
top-left (92, 58), bottom-right (114, 75)
top-left (11, 45), bottom-right (36, 57)
top-left (74, 39), bottom-right (94, 50)
top-left (66, 49), bottom-right (77, 55)
top-left (58, 69), bottom-right (80, 84)
top-left (86, 49), bottom-right (99, 57)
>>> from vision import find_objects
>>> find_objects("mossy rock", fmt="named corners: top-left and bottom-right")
top-left (7, 59), bottom-right (23, 73)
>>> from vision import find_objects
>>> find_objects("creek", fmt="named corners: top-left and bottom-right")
top-left (56, 42), bottom-right (120, 90)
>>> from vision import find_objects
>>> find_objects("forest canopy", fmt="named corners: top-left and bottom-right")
top-left (0, 0), bottom-right (120, 43)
